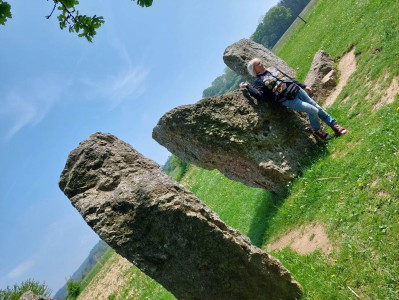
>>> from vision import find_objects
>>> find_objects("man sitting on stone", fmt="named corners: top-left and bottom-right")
top-left (240, 58), bottom-right (348, 140)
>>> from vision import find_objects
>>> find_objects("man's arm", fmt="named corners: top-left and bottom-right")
top-left (240, 80), bottom-right (266, 100)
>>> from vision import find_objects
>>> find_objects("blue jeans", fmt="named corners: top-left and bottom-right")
top-left (281, 88), bottom-right (336, 131)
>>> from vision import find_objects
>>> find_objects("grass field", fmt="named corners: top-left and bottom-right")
top-left (78, 248), bottom-right (114, 292)
top-left (181, 0), bottom-right (399, 298)
top-left (77, 0), bottom-right (399, 298)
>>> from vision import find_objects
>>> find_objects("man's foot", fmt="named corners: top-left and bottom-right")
top-left (312, 129), bottom-right (331, 140)
top-left (331, 123), bottom-right (348, 135)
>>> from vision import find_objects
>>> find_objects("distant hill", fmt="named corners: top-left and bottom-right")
top-left (53, 240), bottom-right (110, 300)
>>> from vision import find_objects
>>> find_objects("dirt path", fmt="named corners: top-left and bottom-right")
top-left (373, 75), bottom-right (399, 109)
top-left (78, 253), bottom-right (133, 300)
top-left (324, 49), bottom-right (357, 107)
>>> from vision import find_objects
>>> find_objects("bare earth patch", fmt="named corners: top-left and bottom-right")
top-left (373, 75), bottom-right (399, 110)
top-left (377, 190), bottom-right (390, 197)
top-left (266, 223), bottom-right (333, 255)
top-left (370, 179), bottom-right (380, 188)
top-left (78, 253), bottom-right (133, 300)
top-left (324, 49), bottom-right (357, 107)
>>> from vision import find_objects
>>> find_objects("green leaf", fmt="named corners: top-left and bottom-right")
top-left (49, 0), bottom-right (151, 42)
top-left (0, 0), bottom-right (12, 25)
top-left (135, 0), bottom-right (153, 8)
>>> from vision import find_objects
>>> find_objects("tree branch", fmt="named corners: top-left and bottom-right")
top-left (45, 2), bottom-right (57, 19)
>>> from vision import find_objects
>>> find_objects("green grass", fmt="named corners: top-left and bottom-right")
top-left (78, 251), bottom-right (174, 300)
top-left (266, 104), bottom-right (399, 299)
top-left (179, 106), bottom-right (399, 299)
top-left (106, 252), bottom-right (174, 300)
top-left (79, 0), bottom-right (399, 298)
top-left (113, 265), bottom-right (174, 300)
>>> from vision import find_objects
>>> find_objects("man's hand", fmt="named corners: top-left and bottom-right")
top-left (240, 82), bottom-right (249, 88)
top-left (304, 86), bottom-right (313, 96)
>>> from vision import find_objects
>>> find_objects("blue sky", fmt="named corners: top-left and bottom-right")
top-left (0, 0), bottom-right (279, 294)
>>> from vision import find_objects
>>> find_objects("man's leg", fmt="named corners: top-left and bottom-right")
top-left (296, 89), bottom-right (337, 126)
top-left (282, 93), bottom-right (321, 130)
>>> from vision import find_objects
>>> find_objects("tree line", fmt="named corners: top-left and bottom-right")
top-left (251, 0), bottom-right (310, 49)
top-left (0, 279), bottom-right (51, 300)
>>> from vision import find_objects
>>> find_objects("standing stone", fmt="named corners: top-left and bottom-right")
top-left (304, 50), bottom-right (337, 102)
top-left (19, 291), bottom-right (52, 300)
top-left (59, 132), bottom-right (303, 300)
top-left (223, 38), bottom-right (296, 82)
top-left (153, 90), bottom-right (317, 194)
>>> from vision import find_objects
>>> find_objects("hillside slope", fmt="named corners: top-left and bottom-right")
top-left (54, 240), bottom-right (110, 300)
top-left (77, 251), bottom-right (173, 300)
top-left (76, 0), bottom-right (398, 299)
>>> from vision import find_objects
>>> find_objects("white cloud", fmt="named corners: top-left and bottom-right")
top-left (0, 74), bottom-right (64, 140)
top-left (96, 67), bottom-right (149, 105)
top-left (7, 260), bottom-right (35, 280)
top-left (81, 37), bottom-right (150, 106)
top-left (1, 93), bottom-right (37, 139)
top-left (82, 66), bottom-right (149, 107)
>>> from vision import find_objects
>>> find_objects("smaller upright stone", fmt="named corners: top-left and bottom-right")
top-left (223, 38), bottom-right (296, 82)
top-left (304, 50), bottom-right (337, 101)
top-left (19, 291), bottom-right (52, 300)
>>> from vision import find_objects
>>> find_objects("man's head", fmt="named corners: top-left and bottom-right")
top-left (247, 58), bottom-right (266, 77)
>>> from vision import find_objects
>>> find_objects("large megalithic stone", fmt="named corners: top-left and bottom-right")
top-left (223, 38), bottom-right (296, 82)
top-left (59, 132), bottom-right (303, 300)
top-left (153, 90), bottom-right (317, 194)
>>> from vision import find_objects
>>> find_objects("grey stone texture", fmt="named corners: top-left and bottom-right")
top-left (223, 38), bottom-right (296, 82)
top-left (304, 50), bottom-right (337, 102)
top-left (19, 291), bottom-right (52, 300)
top-left (59, 132), bottom-right (303, 300)
top-left (153, 90), bottom-right (317, 193)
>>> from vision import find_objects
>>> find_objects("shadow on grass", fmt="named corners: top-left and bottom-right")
top-left (246, 142), bottom-right (330, 248)
top-left (246, 190), bottom-right (287, 247)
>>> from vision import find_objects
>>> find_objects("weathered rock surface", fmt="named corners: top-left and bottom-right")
top-left (59, 132), bottom-right (303, 300)
top-left (153, 90), bottom-right (317, 193)
top-left (304, 50), bottom-right (337, 102)
top-left (19, 291), bottom-right (52, 300)
top-left (223, 38), bottom-right (296, 82)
